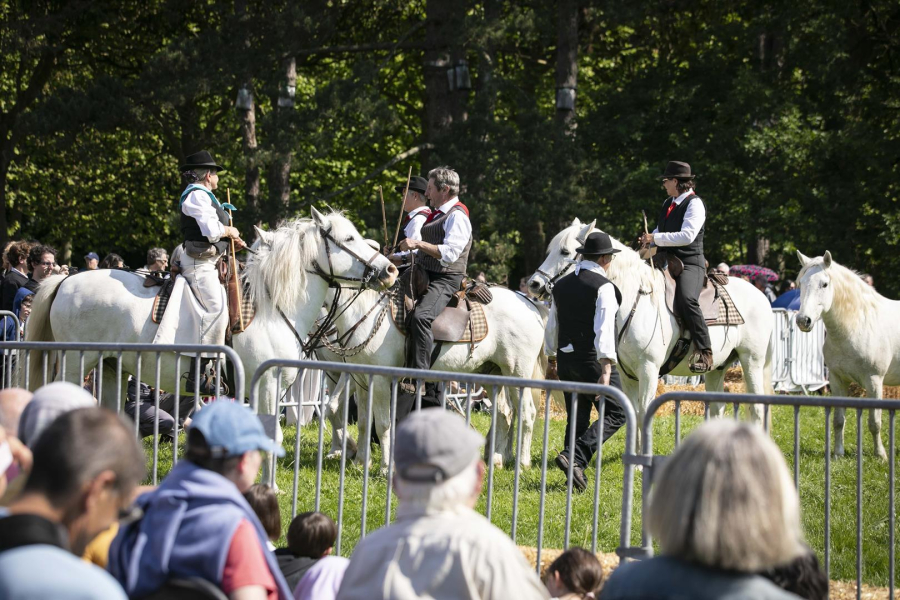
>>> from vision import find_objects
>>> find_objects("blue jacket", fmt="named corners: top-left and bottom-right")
top-left (108, 460), bottom-right (292, 600)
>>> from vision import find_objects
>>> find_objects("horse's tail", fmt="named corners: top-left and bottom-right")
top-left (23, 274), bottom-right (66, 391)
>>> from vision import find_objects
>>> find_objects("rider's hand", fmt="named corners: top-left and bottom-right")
top-left (232, 237), bottom-right (247, 251)
top-left (398, 239), bottom-right (416, 252)
top-left (639, 233), bottom-right (654, 246)
top-left (388, 254), bottom-right (403, 266)
top-left (224, 225), bottom-right (241, 240)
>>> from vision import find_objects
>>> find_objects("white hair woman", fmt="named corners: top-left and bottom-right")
top-left (601, 420), bottom-right (805, 600)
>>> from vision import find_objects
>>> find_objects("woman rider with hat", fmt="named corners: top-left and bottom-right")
top-left (179, 151), bottom-right (246, 394)
top-left (638, 161), bottom-right (712, 373)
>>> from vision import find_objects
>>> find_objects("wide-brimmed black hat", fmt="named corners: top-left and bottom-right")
top-left (576, 232), bottom-right (621, 256)
top-left (180, 150), bottom-right (225, 173)
top-left (395, 176), bottom-right (428, 195)
top-left (659, 161), bottom-right (697, 180)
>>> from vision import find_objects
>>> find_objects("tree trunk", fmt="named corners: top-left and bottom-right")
top-left (268, 56), bottom-right (296, 227)
top-left (237, 84), bottom-right (261, 228)
top-left (422, 0), bottom-right (466, 164)
top-left (555, 0), bottom-right (578, 131)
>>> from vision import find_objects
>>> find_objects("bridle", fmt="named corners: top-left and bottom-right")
top-left (308, 225), bottom-right (381, 288)
top-left (535, 231), bottom-right (588, 296)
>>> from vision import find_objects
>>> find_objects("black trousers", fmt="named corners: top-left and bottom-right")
top-left (406, 270), bottom-right (464, 371)
top-left (558, 353), bottom-right (626, 469)
top-left (124, 393), bottom-right (196, 438)
top-left (674, 262), bottom-right (711, 352)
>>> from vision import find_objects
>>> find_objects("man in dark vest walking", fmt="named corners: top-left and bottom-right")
top-left (545, 232), bottom-right (627, 491)
top-left (397, 166), bottom-right (472, 399)
top-left (387, 176), bottom-right (431, 268)
top-left (639, 161), bottom-right (713, 373)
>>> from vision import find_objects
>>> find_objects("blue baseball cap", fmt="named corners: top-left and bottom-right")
top-left (84, 252), bottom-right (99, 261)
top-left (190, 400), bottom-right (285, 458)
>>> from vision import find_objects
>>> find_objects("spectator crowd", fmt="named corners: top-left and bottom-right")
top-left (0, 377), bottom-right (831, 600)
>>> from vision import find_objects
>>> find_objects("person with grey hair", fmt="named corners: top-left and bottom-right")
top-left (0, 407), bottom-right (146, 599)
top-left (397, 166), bottom-right (473, 406)
top-left (600, 420), bottom-right (804, 599)
top-left (145, 247), bottom-right (169, 272)
top-left (337, 409), bottom-right (549, 600)
top-left (386, 175), bottom-right (431, 267)
top-left (178, 151), bottom-right (245, 394)
top-left (716, 262), bottom-right (729, 274)
top-left (17, 381), bottom-right (95, 447)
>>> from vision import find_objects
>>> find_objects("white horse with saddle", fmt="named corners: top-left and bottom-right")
top-left (795, 250), bottom-right (891, 460)
top-left (529, 219), bottom-right (775, 449)
top-left (25, 208), bottom-right (397, 468)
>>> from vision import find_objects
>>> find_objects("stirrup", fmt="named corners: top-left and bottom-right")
top-left (689, 351), bottom-right (714, 374)
top-left (183, 372), bottom-right (229, 396)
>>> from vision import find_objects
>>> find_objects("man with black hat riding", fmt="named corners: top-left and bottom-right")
top-left (386, 176), bottom-right (431, 268)
top-left (544, 232), bottom-right (627, 492)
top-left (639, 161), bottom-right (712, 373)
top-left (179, 151), bottom-right (246, 394)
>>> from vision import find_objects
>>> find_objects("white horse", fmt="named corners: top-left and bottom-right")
top-left (25, 208), bottom-right (397, 445)
top-left (528, 219), bottom-right (775, 449)
top-left (319, 284), bottom-right (550, 473)
top-left (795, 250), bottom-right (890, 460)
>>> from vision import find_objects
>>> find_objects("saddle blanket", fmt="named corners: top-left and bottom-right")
top-left (389, 289), bottom-right (489, 344)
top-left (663, 272), bottom-right (745, 327)
top-left (151, 276), bottom-right (257, 344)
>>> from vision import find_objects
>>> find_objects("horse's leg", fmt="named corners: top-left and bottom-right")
top-left (736, 349), bottom-right (766, 425)
top-left (619, 371), bottom-right (642, 452)
top-left (829, 372), bottom-right (851, 457)
top-left (99, 358), bottom-right (127, 413)
top-left (511, 384), bottom-right (536, 470)
top-left (860, 375), bottom-right (888, 460)
top-left (325, 375), bottom-right (355, 460)
top-left (635, 365), bottom-right (662, 454)
top-left (491, 386), bottom-right (513, 468)
top-left (256, 374), bottom-right (283, 491)
top-left (373, 378), bottom-right (393, 477)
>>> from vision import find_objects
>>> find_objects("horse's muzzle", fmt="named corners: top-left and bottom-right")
top-left (796, 315), bottom-right (813, 332)
top-left (527, 277), bottom-right (549, 300)
top-left (376, 264), bottom-right (398, 289)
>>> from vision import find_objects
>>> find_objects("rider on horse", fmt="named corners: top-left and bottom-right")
top-left (178, 151), bottom-right (246, 393)
top-left (387, 175), bottom-right (431, 269)
top-left (639, 161), bottom-right (713, 373)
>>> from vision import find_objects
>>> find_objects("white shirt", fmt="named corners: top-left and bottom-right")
top-left (336, 504), bottom-right (549, 600)
top-left (651, 189), bottom-right (705, 247)
top-left (181, 188), bottom-right (226, 243)
top-left (432, 197), bottom-right (473, 267)
top-left (543, 260), bottom-right (619, 364)
top-left (395, 206), bottom-right (431, 258)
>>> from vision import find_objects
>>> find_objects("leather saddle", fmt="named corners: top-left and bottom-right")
top-left (651, 252), bottom-right (739, 325)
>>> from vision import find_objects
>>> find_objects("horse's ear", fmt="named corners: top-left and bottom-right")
top-left (823, 250), bottom-right (833, 269)
top-left (311, 206), bottom-right (327, 227)
top-left (571, 217), bottom-right (581, 226)
top-left (796, 250), bottom-right (811, 266)
top-left (254, 225), bottom-right (274, 247)
top-left (364, 239), bottom-right (380, 252)
top-left (577, 219), bottom-right (596, 243)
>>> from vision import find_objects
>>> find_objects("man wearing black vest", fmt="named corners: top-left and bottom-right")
top-left (178, 151), bottom-right (245, 393)
top-left (387, 176), bottom-right (431, 268)
top-left (545, 232), bottom-right (626, 491)
top-left (398, 166), bottom-right (472, 398)
top-left (639, 161), bottom-right (713, 373)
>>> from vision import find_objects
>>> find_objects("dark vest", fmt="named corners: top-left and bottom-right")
top-left (656, 193), bottom-right (705, 267)
top-left (551, 268), bottom-right (622, 356)
top-left (417, 204), bottom-right (472, 274)
top-left (397, 208), bottom-right (431, 244)
top-left (180, 186), bottom-right (230, 253)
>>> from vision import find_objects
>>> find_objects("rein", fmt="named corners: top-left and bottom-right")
top-left (308, 225), bottom-right (380, 288)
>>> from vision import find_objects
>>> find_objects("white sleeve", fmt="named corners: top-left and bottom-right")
top-left (544, 301), bottom-right (559, 358)
top-left (181, 190), bottom-right (225, 243)
top-left (406, 213), bottom-right (427, 242)
top-left (438, 210), bottom-right (472, 266)
top-left (593, 283), bottom-right (618, 363)
top-left (654, 197), bottom-right (706, 247)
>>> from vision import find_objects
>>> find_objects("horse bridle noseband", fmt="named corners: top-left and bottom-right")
top-left (308, 225), bottom-right (381, 288)
top-left (535, 232), bottom-right (588, 295)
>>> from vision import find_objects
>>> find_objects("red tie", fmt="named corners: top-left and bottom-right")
top-left (665, 200), bottom-right (676, 219)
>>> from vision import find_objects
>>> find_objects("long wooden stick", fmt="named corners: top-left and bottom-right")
top-left (390, 166), bottom-right (413, 250)
top-left (227, 189), bottom-right (244, 332)
top-left (378, 185), bottom-right (388, 250)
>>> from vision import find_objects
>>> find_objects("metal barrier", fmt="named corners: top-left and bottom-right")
top-left (772, 308), bottom-right (828, 393)
top-left (622, 391), bottom-right (897, 599)
top-left (249, 359), bottom-right (638, 571)
top-left (0, 341), bottom-right (244, 485)
top-left (771, 308), bottom-right (793, 386)
top-left (0, 310), bottom-right (21, 388)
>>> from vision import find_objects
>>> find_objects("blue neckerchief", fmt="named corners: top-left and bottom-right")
top-left (180, 184), bottom-right (236, 211)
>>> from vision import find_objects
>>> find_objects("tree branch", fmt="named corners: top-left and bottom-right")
top-left (314, 142), bottom-right (434, 201)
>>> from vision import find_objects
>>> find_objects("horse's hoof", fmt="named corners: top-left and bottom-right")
top-left (326, 450), bottom-right (342, 460)
top-left (833, 448), bottom-right (845, 458)
top-left (492, 453), bottom-right (504, 468)
top-left (876, 448), bottom-right (888, 461)
top-left (519, 460), bottom-right (532, 470)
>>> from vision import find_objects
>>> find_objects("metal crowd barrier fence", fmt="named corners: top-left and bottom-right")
top-left (249, 359), bottom-right (638, 571)
top-left (0, 310), bottom-right (21, 388)
top-left (772, 308), bottom-right (828, 393)
top-left (771, 308), bottom-right (793, 387)
top-left (622, 391), bottom-right (897, 600)
top-left (0, 341), bottom-right (244, 485)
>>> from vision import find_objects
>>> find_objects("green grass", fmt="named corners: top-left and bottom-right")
top-left (144, 405), bottom-right (898, 587)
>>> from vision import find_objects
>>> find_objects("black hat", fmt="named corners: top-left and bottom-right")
top-left (181, 150), bottom-right (225, 173)
top-left (659, 161), bottom-right (697, 180)
top-left (395, 176), bottom-right (428, 195)
top-left (576, 232), bottom-right (621, 256)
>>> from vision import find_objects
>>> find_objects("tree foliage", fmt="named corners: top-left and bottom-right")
top-left (3, 0), bottom-right (899, 293)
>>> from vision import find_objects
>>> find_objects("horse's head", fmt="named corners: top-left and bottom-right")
top-left (310, 207), bottom-right (398, 291)
top-left (795, 250), bottom-right (834, 332)
top-left (527, 218), bottom-right (595, 300)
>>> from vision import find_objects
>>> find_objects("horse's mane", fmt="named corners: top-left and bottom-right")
top-left (244, 216), bottom-right (322, 315)
top-left (798, 255), bottom-right (881, 329)
top-left (600, 232), bottom-right (665, 309)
